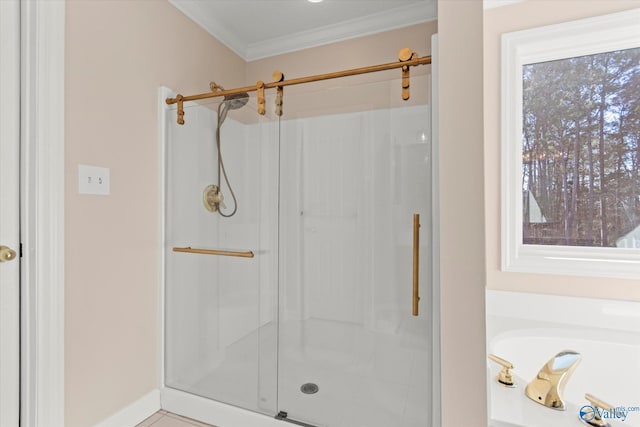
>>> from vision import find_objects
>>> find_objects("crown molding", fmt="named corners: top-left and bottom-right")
top-left (246, 2), bottom-right (436, 61)
top-left (169, 1), bottom-right (436, 61)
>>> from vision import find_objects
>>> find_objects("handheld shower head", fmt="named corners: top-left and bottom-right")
top-left (223, 92), bottom-right (250, 110)
top-left (211, 81), bottom-right (249, 116)
top-left (210, 82), bottom-right (247, 218)
top-left (218, 92), bottom-right (249, 125)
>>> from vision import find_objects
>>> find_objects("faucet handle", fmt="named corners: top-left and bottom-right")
top-left (580, 394), bottom-right (613, 427)
top-left (488, 354), bottom-right (517, 387)
top-left (585, 393), bottom-right (612, 411)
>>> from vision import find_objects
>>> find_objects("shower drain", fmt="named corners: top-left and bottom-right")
top-left (300, 382), bottom-right (319, 394)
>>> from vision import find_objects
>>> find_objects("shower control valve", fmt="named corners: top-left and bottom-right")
top-left (203, 184), bottom-right (225, 213)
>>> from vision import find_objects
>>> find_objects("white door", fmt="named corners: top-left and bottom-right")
top-left (0, 0), bottom-right (21, 425)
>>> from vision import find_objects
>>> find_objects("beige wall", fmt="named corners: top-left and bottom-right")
top-left (247, 22), bottom-right (436, 80)
top-left (64, 1), bottom-right (245, 426)
top-left (438, 1), bottom-right (487, 426)
top-left (246, 22), bottom-right (437, 115)
top-left (484, 1), bottom-right (640, 302)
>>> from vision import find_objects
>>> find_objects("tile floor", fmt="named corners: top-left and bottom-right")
top-left (136, 410), bottom-right (216, 427)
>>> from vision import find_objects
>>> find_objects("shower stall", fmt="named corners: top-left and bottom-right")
top-left (161, 55), bottom-right (437, 427)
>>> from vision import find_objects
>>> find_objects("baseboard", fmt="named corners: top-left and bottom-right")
top-left (162, 387), bottom-right (282, 427)
top-left (93, 389), bottom-right (161, 427)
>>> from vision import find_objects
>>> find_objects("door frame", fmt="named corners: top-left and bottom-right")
top-left (20, 1), bottom-right (65, 426)
top-left (0, 0), bottom-right (21, 425)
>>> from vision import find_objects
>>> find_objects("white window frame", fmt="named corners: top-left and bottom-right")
top-left (501, 8), bottom-right (640, 279)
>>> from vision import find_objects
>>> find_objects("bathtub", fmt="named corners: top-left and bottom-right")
top-left (486, 290), bottom-right (640, 427)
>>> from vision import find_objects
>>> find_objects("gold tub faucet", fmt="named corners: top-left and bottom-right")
top-left (525, 350), bottom-right (581, 410)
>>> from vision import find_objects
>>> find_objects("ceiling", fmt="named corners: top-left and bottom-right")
top-left (168, 0), bottom-right (527, 61)
top-left (168, 0), bottom-right (437, 61)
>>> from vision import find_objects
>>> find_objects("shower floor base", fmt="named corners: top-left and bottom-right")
top-left (167, 318), bottom-right (429, 427)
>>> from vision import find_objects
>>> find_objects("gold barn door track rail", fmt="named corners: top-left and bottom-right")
top-left (173, 247), bottom-right (255, 258)
top-left (166, 48), bottom-right (431, 125)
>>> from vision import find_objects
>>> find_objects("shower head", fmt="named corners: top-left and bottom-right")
top-left (218, 92), bottom-right (249, 126)
top-left (210, 82), bottom-right (250, 124)
top-left (223, 92), bottom-right (250, 110)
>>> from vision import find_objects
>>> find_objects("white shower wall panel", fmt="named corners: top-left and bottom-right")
top-left (277, 105), bottom-right (431, 334)
top-left (303, 114), bottom-right (366, 324)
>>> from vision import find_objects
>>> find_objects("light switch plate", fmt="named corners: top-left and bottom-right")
top-left (78, 164), bottom-right (110, 195)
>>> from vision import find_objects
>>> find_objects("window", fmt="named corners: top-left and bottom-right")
top-left (502, 9), bottom-right (640, 278)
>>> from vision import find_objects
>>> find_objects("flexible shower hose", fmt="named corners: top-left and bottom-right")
top-left (215, 101), bottom-right (238, 217)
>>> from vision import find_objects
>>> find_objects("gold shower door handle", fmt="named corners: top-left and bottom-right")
top-left (412, 213), bottom-right (420, 316)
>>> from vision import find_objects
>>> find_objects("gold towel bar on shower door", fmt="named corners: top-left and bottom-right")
top-left (172, 247), bottom-right (255, 258)
top-left (413, 213), bottom-right (421, 317)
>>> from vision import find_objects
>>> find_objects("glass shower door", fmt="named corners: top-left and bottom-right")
top-left (276, 74), bottom-right (433, 427)
top-left (164, 97), bottom-right (279, 416)
top-left (163, 72), bottom-right (432, 427)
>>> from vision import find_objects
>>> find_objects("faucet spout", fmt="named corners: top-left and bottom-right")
top-left (525, 350), bottom-right (581, 410)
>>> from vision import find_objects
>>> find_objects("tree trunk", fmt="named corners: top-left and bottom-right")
top-left (598, 57), bottom-right (610, 246)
